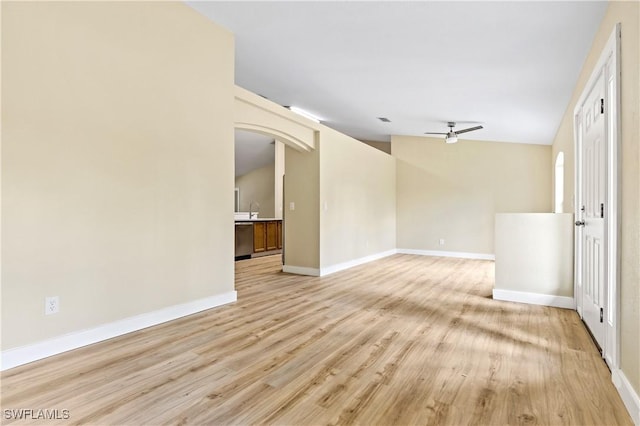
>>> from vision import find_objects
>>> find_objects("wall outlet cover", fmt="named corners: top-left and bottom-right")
top-left (45, 296), bottom-right (59, 315)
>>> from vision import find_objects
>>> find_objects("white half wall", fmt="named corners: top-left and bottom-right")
top-left (495, 213), bottom-right (574, 299)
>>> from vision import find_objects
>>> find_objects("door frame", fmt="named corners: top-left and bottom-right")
top-left (573, 24), bottom-right (621, 369)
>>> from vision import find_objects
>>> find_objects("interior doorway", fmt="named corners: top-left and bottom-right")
top-left (234, 129), bottom-right (285, 264)
top-left (573, 24), bottom-right (620, 369)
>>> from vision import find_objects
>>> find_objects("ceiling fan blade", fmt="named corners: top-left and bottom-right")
top-left (454, 125), bottom-right (483, 135)
top-left (424, 132), bottom-right (448, 135)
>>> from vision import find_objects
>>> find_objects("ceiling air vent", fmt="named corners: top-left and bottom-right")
top-left (377, 117), bottom-right (391, 123)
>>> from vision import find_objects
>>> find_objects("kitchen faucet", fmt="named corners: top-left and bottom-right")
top-left (249, 201), bottom-right (260, 219)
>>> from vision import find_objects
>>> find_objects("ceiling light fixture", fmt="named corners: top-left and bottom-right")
top-left (425, 122), bottom-right (483, 144)
top-left (445, 132), bottom-right (458, 144)
top-left (287, 106), bottom-right (322, 123)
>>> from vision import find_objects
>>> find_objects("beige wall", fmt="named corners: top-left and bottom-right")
top-left (393, 136), bottom-right (551, 255)
top-left (283, 127), bottom-right (396, 272)
top-left (235, 163), bottom-right (275, 218)
top-left (320, 129), bottom-right (396, 268)
top-left (360, 140), bottom-right (392, 155)
top-left (284, 144), bottom-right (320, 269)
top-left (551, 122), bottom-right (576, 214)
top-left (1, 2), bottom-right (235, 349)
top-left (551, 1), bottom-right (639, 395)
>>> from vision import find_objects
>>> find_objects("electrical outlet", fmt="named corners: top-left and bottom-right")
top-left (439, 238), bottom-right (445, 245)
top-left (289, 202), bottom-right (295, 211)
top-left (45, 296), bottom-right (59, 315)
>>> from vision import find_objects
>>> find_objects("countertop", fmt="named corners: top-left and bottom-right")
top-left (235, 218), bottom-right (282, 223)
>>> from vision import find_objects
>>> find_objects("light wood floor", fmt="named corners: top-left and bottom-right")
top-left (1, 254), bottom-right (632, 425)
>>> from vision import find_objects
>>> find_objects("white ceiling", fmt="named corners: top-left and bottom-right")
top-left (188, 1), bottom-right (607, 145)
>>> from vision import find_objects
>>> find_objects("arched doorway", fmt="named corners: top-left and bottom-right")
top-left (232, 86), bottom-right (319, 271)
top-left (234, 129), bottom-right (284, 262)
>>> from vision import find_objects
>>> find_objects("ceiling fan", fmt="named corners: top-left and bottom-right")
top-left (424, 122), bottom-right (483, 144)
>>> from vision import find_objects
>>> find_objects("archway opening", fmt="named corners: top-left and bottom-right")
top-left (234, 129), bottom-right (285, 264)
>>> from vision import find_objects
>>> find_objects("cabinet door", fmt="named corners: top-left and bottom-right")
top-left (266, 221), bottom-right (278, 251)
top-left (253, 222), bottom-right (266, 253)
top-left (277, 221), bottom-right (283, 249)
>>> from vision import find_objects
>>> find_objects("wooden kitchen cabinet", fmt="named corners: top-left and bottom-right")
top-left (277, 221), bottom-right (283, 249)
top-left (253, 222), bottom-right (266, 253)
top-left (266, 221), bottom-right (278, 251)
top-left (253, 220), bottom-right (282, 254)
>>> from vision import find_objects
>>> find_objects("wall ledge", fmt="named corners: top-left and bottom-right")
top-left (397, 248), bottom-right (495, 261)
top-left (320, 249), bottom-right (397, 277)
top-left (492, 288), bottom-right (574, 309)
top-left (0, 291), bottom-right (237, 371)
top-left (612, 368), bottom-right (640, 425)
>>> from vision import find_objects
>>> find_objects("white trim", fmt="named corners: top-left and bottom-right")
top-left (285, 248), bottom-right (492, 276)
top-left (320, 249), bottom-right (397, 276)
top-left (0, 291), bottom-right (237, 371)
top-left (492, 289), bottom-right (575, 309)
top-left (573, 23), bottom-right (621, 371)
top-left (573, 109), bottom-right (583, 318)
top-left (282, 265), bottom-right (320, 276)
top-left (397, 248), bottom-right (495, 261)
top-left (605, 23), bottom-right (622, 372)
top-left (612, 368), bottom-right (640, 425)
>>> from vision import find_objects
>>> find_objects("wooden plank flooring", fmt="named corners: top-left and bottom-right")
top-left (0, 254), bottom-right (632, 425)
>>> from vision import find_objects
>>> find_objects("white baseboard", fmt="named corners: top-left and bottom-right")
top-left (612, 368), bottom-right (640, 425)
top-left (397, 248), bottom-right (495, 261)
top-left (284, 249), bottom-right (493, 276)
top-left (320, 249), bottom-right (397, 276)
top-left (282, 265), bottom-right (320, 276)
top-left (1, 291), bottom-right (237, 371)
top-left (492, 288), bottom-right (574, 309)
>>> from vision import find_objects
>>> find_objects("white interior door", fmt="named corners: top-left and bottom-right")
top-left (576, 70), bottom-right (606, 350)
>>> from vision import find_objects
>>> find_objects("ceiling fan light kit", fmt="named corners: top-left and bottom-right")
top-left (445, 133), bottom-right (458, 144)
top-left (425, 121), bottom-right (483, 144)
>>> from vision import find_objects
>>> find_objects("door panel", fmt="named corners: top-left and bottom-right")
top-left (577, 70), bottom-right (606, 349)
